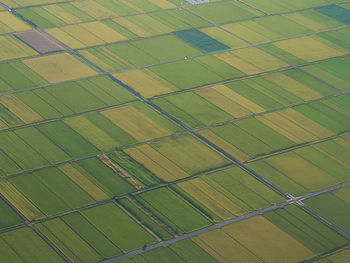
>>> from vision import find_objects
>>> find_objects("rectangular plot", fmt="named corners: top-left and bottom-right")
top-left (0, 35), bottom-right (37, 62)
top-left (23, 53), bottom-right (97, 83)
top-left (138, 188), bottom-right (211, 233)
top-left (37, 218), bottom-right (102, 263)
top-left (315, 5), bottom-right (350, 25)
top-left (174, 29), bottom-right (229, 53)
top-left (125, 144), bottom-right (189, 182)
top-left (37, 121), bottom-right (98, 159)
top-left (0, 227), bottom-right (64, 263)
top-left (14, 127), bottom-right (70, 164)
top-left (81, 202), bottom-right (156, 252)
top-left (0, 181), bottom-right (43, 220)
top-left (15, 30), bottom-right (64, 54)
top-left (101, 104), bottom-right (173, 142)
top-left (64, 115), bottom-right (120, 151)
top-left (0, 132), bottom-right (49, 170)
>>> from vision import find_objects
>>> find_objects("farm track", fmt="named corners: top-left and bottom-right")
top-left (0, 193), bottom-right (72, 262)
top-left (1, 1), bottom-right (350, 262)
top-left (101, 180), bottom-right (350, 262)
top-left (174, 2), bottom-right (346, 93)
top-left (2, 25), bottom-right (350, 98)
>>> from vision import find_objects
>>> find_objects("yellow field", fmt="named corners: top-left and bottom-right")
top-left (60, 24), bottom-right (105, 47)
top-left (178, 178), bottom-right (243, 220)
top-left (213, 84), bottom-right (265, 114)
top-left (224, 216), bottom-right (315, 262)
top-left (64, 116), bottom-right (119, 151)
top-left (264, 73), bottom-right (322, 100)
top-left (125, 144), bottom-right (189, 182)
top-left (196, 87), bottom-right (251, 118)
top-left (256, 112), bottom-right (318, 143)
top-left (23, 53), bottom-right (97, 83)
top-left (148, 0), bottom-right (175, 9)
top-left (266, 152), bottom-right (338, 191)
top-left (198, 129), bottom-right (250, 162)
top-left (0, 95), bottom-right (43, 124)
top-left (113, 17), bottom-right (151, 37)
top-left (101, 105), bottom-right (171, 141)
top-left (278, 108), bottom-right (334, 138)
top-left (273, 36), bottom-right (346, 62)
top-left (233, 47), bottom-right (288, 72)
top-left (72, 0), bottom-right (115, 19)
top-left (0, 12), bottom-right (31, 34)
top-left (0, 35), bottom-right (37, 62)
top-left (200, 27), bottom-right (246, 49)
top-left (43, 5), bottom-right (82, 24)
top-left (0, 181), bottom-right (43, 220)
top-left (46, 27), bottom-right (85, 49)
top-left (283, 13), bottom-right (327, 31)
top-left (59, 164), bottom-right (109, 201)
top-left (223, 22), bottom-right (273, 44)
top-left (193, 228), bottom-right (262, 263)
top-left (114, 69), bottom-right (176, 98)
top-left (215, 52), bottom-right (262, 75)
top-left (80, 21), bottom-right (127, 43)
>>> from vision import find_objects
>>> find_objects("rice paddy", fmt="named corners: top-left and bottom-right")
top-left (1, 0), bottom-right (349, 262)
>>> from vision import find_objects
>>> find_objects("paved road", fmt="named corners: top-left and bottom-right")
top-left (102, 200), bottom-right (293, 263)
top-left (2, 2), bottom-right (349, 263)
top-left (102, 180), bottom-right (350, 262)
top-left (178, 2), bottom-right (346, 93)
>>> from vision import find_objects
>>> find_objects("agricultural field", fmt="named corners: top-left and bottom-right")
top-left (1, 0), bottom-right (350, 262)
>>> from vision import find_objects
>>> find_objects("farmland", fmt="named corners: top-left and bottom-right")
top-left (1, 0), bottom-right (350, 262)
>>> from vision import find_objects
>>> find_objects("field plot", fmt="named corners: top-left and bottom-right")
top-left (191, 205), bottom-right (347, 263)
top-left (248, 134), bottom-right (350, 196)
top-left (15, 30), bottom-right (64, 54)
top-left (303, 56), bottom-right (350, 91)
top-left (127, 239), bottom-right (218, 263)
top-left (119, 47), bottom-right (288, 98)
top-left (223, 7), bottom-right (348, 44)
top-left (294, 95), bottom-right (350, 134)
top-left (136, 187), bottom-right (211, 234)
top-left (1, 0), bottom-right (350, 262)
top-left (100, 102), bottom-right (183, 142)
top-left (81, 34), bottom-right (203, 72)
top-left (15, 0), bottom-right (176, 28)
top-left (174, 166), bottom-right (283, 221)
top-left (0, 60), bottom-right (48, 93)
top-left (188, 1), bottom-right (262, 25)
top-left (0, 11), bottom-right (32, 34)
top-left (36, 202), bottom-right (156, 261)
top-left (238, 0), bottom-right (331, 15)
top-left (197, 108), bottom-right (330, 161)
top-left (123, 134), bottom-right (230, 182)
top-left (0, 227), bottom-right (64, 263)
top-left (9, 75), bottom-right (137, 122)
top-left (305, 184), bottom-right (350, 233)
top-left (313, 247), bottom-right (350, 263)
top-left (0, 198), bottom-right (22, 230)
top-left (152, 69), bottom-right (336, 129)
top-left (22, 52), bottom-right (98, 83)
top-left (262, 28), bottom-right (350, 64)
top-left (1, 0), bottom-right (67, 8)
top-left (0, 35), bottom-right (37, 62)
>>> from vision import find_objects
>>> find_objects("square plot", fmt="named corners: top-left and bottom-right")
top-left (15, 30), bottom-right (64, 54)
top-left (23, 53), bottom-right (97, 83)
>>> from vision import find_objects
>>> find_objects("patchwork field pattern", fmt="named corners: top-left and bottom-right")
top-left (1, 0), bottom-right (350, 262)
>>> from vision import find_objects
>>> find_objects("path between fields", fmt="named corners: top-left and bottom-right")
top-left (101, 181), bottom-right (350, 262)
top-left (1, 1), bottom-right (349, 262)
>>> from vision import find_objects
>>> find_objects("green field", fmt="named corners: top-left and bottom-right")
top-left (1, 0), bottom-right (349, 262)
